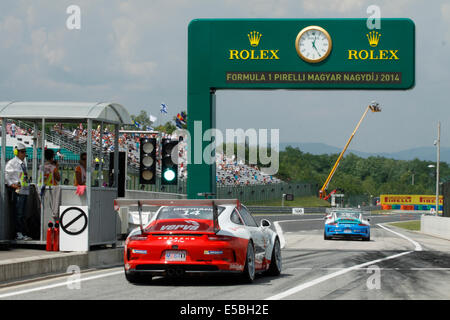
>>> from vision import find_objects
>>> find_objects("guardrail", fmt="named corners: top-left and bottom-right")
top-left (245, 205), bottom-right (381, 215)
top-left (246, 206), bottom-right (329, 214)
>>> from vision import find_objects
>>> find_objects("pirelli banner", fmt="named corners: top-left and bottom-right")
top-left (380, 195), bottom-right (443, 206)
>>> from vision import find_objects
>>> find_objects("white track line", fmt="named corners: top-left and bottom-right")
top-left (377, 223), bottom-right (422, 251)
top-left (267, 220), bottom-right (424, 300)
top-left (0, 269), bottom-right (123, 299)
top-left (265, 250), bottom-right (413, 300)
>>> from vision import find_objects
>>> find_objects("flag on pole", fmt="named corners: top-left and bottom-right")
top-left (134, 120), bottom-right (141, 129)
top-left (160, 103), bottom-right (168, 114)
top-left (175, 118), bottom-right (183, 129)
top-left (149, 114), bottom-right (157, 123)
top-left (177, 113), bottom-right (186, 125)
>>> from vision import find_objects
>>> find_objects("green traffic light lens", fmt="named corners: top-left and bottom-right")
top-left (163, 168), bottom-right (176, 182)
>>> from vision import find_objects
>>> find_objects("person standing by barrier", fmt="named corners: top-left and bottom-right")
top-left (39, 149), bottom-right (61, 187)
top-left (74, 152), bottom-right (87, 186)
top-left (5, 142), bottom-right (31, 240)
top-left (39, 148), bottom-right (62, 224)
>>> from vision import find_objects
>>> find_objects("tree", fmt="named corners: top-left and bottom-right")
top-left (130, 110), bottom-right (154, 128)
top-left (154, 122), bottom-right (177, 134)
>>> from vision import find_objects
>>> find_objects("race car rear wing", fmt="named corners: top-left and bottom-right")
top-left (113, 199), bottom-right (241, 235)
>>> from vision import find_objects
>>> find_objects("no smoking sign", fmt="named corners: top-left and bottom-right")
top-left (59, 206), bottom-right (89, 251)
top-left (61, 207), bottom-right (88, 235)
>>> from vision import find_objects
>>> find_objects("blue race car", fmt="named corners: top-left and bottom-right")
top-left (324, 209), bottom-right (370, 241)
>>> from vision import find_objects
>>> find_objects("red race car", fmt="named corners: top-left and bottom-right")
top-left (113, 199), bottom-right (282, 283)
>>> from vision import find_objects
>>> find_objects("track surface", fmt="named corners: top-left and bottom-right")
top-left (1, 212), bottom-right (449, 300)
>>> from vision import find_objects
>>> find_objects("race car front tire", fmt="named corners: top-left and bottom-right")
top-left (242, 241), bottom-right (256, 283)
top-left (266, 238), bottom-right (282, 276)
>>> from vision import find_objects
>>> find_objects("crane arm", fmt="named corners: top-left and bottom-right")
top-left (319, 103), bottom-right (381, 199)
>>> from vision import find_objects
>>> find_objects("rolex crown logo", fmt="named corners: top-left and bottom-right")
top-left (248, 31), bottom-right (262, 47)
top-left (366, 31), bottom-right (381, 47)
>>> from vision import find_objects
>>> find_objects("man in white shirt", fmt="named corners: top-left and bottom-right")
top-left (5, 142), bottom-right (31, 240)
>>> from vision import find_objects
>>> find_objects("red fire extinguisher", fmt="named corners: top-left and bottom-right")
top-left (46, 221), bottom-right (54, 251)
top-left (53, 221), bottom-right (60, 252)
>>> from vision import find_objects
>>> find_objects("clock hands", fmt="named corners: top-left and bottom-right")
top-left (311, 36), bottom-right (321, 57)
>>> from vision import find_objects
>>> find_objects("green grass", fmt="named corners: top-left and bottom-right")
top-left (243, 196), bottom-right (331, 207)
top-left (387, 220), bottom-right (421, 231)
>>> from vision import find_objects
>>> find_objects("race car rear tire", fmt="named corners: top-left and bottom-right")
top-left (242, 241), bottom-right (256, 283)
top-left (266, 238), bottom-right (282, 276)
top-left (324, 232), bottom-right (331, 240)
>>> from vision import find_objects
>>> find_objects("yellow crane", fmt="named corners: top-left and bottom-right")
top-left (319, 102), bottom-right (382, 199)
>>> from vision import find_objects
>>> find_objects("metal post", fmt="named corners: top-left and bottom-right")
top-left (87, 119), bottom-right (92, 213)
top-left (0, 118), bottom-right (7, 240)
top-left (40, 118), bottom-right (45, 241)
top-left (436, 121), bottom-right (440, 215)
top-left (32, 122), bottom-right (38, 183)
top-left (210, 90), bottom-right (217, 198)
top-left (98, 121), bottom-right (103, 187)
top-left (114, 124), bottom-right (119, 189)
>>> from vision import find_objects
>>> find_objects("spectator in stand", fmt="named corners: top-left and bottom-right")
top-left (56, 149), bottom-right (64, 160)
top-left (11, 122), bottom-right (16, 138)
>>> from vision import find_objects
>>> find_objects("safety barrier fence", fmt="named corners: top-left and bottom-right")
top-left (245, 206), bottom-right (327, 214)
top-left (381, 204), bottom-right (443, 211)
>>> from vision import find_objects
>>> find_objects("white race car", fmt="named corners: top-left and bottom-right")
top-left (114, 199), bottom-right (282, 283)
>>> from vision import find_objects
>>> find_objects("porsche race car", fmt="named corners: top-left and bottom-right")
top-left (113, 199), bottom-right (282, 283)
top-left (324, 209), bottom-right (371, 241)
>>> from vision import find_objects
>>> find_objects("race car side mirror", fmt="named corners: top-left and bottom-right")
top-left (261, 219), bottom-right (271, 228)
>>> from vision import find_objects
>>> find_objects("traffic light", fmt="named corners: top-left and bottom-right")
top-left (139, 138), bottom-right (156, 184)
top-left (161, 139), bottom-right (178, 185)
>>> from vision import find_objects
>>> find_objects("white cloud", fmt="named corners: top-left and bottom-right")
top-left (29, 28), bottom-right (65, 66)
top-left (0, 16), bottom-right (24, 48)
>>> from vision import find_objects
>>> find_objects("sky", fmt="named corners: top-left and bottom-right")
top-left (0, 0), bottom-right (449, 154)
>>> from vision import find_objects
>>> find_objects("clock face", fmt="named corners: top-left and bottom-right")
top-left (295, 26), bottom-right (332, 63)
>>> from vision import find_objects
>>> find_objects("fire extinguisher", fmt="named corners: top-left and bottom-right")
top-left (53, 221), bottom-right (60, 252)
top-left (46, 221), bottom-right (54, 251)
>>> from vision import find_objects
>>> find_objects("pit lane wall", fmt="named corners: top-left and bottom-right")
top-left (421, 215), bottom-right (450, 240)
top-left (380, 194), bottom-right (443, 211)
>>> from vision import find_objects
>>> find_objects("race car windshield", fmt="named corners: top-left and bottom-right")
top-left (335, 212), bottom-right (361, 220)
top-left (157, 206), bottom-right (226, 220)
